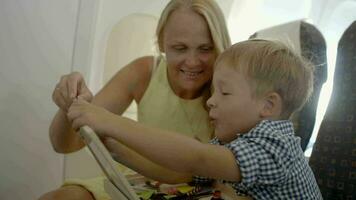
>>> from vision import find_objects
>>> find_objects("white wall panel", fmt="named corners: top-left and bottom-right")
top-left (0, 0), bottom-right (80, 199)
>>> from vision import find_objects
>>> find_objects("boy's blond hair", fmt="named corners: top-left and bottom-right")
top-left (156, 0), bottom-right (231, 54)
top-left (216, 39), bottom-right (314, 119)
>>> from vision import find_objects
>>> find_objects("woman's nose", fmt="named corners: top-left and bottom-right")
top-left (185, 51), bottom-right (200, 67)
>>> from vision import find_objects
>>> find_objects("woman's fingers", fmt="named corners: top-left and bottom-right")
top-left (77, 79), bottom-right (93, 102)
top-left (52, 83), bottom-right (70, 111)
top-left (52, 72), bottom-right (92, 111)
top-left (67, 75), bottom-right (79, 99)
top-left (58, 75), bottom-right (70, 101)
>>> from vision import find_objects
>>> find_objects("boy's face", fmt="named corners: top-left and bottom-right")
top-left (207, 61), bottom-right (264, 143)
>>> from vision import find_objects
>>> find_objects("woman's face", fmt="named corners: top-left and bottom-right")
top-left (162, 9), bottom-right (217, 99)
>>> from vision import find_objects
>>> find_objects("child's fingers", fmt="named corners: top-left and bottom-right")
top-left (71, 117), bottom-right (84, 131)
top-left (67, 104), bottom-right (83, 123)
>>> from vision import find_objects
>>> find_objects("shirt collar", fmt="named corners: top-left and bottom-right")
top-left (243, 119), bottom-right (294, 137)
top-left (211, 120), bottom-right (295, 144)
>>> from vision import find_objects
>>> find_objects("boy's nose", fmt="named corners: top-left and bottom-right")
top-left (206, 97), bottom-right (216, 108)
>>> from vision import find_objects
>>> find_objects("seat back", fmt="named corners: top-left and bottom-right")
top-left (251, 20), bottom-right (328, 151)
top-left (309, 21), bottom-right (356, 199)
top-left (103, 13), bottom-right (158, 83)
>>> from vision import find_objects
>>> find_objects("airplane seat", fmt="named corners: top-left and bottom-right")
top-left (250, 20), bottom-right (328, 152)
top-left (308, 21), bottom-right (356, 200)
top-left (103, 13), bottom-right (158, 84)
top-left (64, 13), bottom-right (158, 180)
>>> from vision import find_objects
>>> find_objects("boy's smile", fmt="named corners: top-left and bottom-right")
top-left (207, 61), bottom-right (264, 143)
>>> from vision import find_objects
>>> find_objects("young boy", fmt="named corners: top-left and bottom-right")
top-left (68, 39), bottom-right (322, 199)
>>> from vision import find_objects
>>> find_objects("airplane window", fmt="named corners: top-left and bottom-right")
top-left (228, 0), bottom-right (311, 43)
top-left (304, 0), bottom-right (356, 156)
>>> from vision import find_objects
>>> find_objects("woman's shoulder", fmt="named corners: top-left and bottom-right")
top-left (130, 56), bottom-right (154, 73)
top-left (128, 56), bottom-right (155, 102)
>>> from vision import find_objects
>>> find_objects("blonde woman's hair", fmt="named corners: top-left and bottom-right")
top-left (216, 39), bottom-right (314, 119)
top-left (156, 0), bottom-right (231, 54)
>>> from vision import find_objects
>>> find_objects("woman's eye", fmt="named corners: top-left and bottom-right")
top-left (199, 46), bottom-right (214, 52)
top-left (173, 46), bottom-right (186, 52)
top-left (222, 92), bottom-right (231, 96)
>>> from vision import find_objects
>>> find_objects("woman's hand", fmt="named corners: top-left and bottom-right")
top-left (52, 72), bottom-right (93, 112)
top-left (67, 97), bottom-right (116, 135)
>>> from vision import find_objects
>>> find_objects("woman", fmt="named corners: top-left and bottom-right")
top-left (39, 0), bottom-right (230, 199)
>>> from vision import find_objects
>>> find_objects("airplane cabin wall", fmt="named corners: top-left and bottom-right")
top-left (0, 0), bottom-right (81, 199)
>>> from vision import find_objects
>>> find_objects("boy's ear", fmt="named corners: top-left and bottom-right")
top-left (260, 92), bottom-right (283, 119)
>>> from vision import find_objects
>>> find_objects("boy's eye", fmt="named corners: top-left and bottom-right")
top-left (222, 92), bottom-right (231, 96)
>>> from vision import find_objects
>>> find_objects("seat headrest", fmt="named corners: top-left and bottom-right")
top-left (252, 20), bottom-right (303, 53)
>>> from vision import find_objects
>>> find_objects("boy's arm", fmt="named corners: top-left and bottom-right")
top-left (103, 137), bottom-right (192, 184)
top-left (105, 116), bottom-right (242, 182)
top-left (67, 100), bottom-right (241, 182)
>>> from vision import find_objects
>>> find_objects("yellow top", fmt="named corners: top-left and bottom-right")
top-left (138, 57), bottom-right (213, 142)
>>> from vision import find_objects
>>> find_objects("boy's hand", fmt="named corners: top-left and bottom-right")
top-left (67, 97), bottom-right (114, 135)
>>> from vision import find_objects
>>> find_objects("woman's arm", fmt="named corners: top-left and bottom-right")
top-left (49, 109), bottom-right (86, 153)
top-left (50, 56), bottom-right (153, 153)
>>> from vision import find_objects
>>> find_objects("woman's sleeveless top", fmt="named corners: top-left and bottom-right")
top-left (137, 57), bottom-right (213, 142)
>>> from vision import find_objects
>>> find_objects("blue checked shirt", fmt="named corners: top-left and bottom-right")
top-left (193, 120), bottom-right (322, 199)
